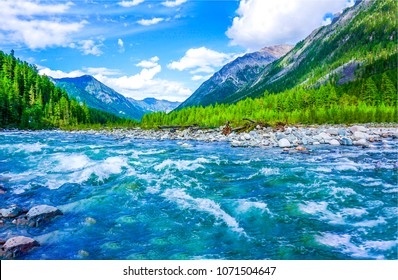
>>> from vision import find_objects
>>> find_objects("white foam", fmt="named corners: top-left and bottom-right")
top-left (312, 167), bottom-right (333, 173)
top-left (341, 208), bottom-right (368, 217)
top-left (1, 142), bottom-right (49, 153)
top-left (353, 217), bottom-right (387, 227)
top-left (236, 199), bottom-right (271, 214)
top-left (42, 155), bottom-right (130, 188)
top-left (316, 233), bottom-right (378, 259)
top-left (154, 158), bottom-right (209, 171)
top-left (259, 167), bottom-right (280, 175)
top-left (330, 187), bottom-right (357, 197)
top-left (299, 201), bottom-right (345, 225)
top-left (364, 240), bottom-right (398, 251)
top-left (53, 154), bottom-right (91, 172)
top-left (162, 188), bottom-right (245, 235)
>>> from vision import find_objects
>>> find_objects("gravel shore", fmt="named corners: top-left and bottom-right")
top-left (70, 124), bottom-right (398, 148)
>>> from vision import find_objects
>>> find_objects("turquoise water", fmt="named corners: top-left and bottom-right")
top-left (0, 130), bottom-right (397, 260)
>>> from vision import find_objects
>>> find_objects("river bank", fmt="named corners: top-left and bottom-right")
top-left (66, 124), bottom-right (398, 149)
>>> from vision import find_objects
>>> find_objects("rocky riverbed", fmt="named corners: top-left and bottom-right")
top-left (70, 124), bottom-right (398, 149)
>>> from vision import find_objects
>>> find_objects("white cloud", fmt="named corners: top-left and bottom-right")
top-left (38, 67), bottom-right (86, 79)
top-left (118, 0), bottom-right (145, 7)
top-left (226, 0), bottom-right (355, 51)
top-left (137, 18), bottom-right (164, 26)
top-left (162, 0), bottom-right (187, 8)
top-left (74, 40), bottom-right (103, 56)
top-left (136, 56), bottom-right (160, 68)
top-left (118, 38), bottom-right (125, 53)
top-left (0, 0), bottom-right (86, 49)
top-left (168, 47), bottom-right (235, 75)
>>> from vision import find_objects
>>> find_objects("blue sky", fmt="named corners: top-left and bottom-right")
top-left (0, 0), bottom-right (354, 101)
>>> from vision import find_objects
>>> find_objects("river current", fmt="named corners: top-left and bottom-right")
top-left (0, 130), bottom-right (397, 260)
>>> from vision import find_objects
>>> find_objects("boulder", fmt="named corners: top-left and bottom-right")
top-left (353, 139), bottom-right (369, 147)
top-left (353, 131), bottom-right (370, 140)
top-left (338, 128), bottom-right (347, 136)
top-left (329, 139), bottom-right (340, 146)
top-left (2, 236), bottom-right (40, 258)
top-left (278, 138), bottom-right (291, 148)
top-left (340, 137), bottom-right (353, 146)
top-left (326, 128), bottom-right (339, 136)
top-left (350, 125), bottom-right (367, 133)
top-left (26, 205), bottom-right (63, 227)
top-left (0, 205), bottom-right (23, 218)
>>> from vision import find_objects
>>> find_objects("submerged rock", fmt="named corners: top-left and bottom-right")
top-left (2, 236), bottom-right (40, 258)
top-left (26, 205), bottom-right (63, 227)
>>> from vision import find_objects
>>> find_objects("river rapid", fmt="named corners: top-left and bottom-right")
top-left (0, 130), bottom-right (397, 260)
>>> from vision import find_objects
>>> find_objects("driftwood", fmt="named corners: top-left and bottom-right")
top-left (222, 119), bottom-right (272, 135)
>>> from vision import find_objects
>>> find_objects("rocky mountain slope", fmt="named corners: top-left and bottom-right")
top-left (52, 75), bottom-right (147, 120)
top-left (177, 45), bottom-right (293, 109)
top-left (179, 0), bottom-right (396, 107)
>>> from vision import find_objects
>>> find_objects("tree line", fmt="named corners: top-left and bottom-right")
top-left (140, 70), bottom-right (397, 129)
top-left (0, 50), bottom-right (133, 129)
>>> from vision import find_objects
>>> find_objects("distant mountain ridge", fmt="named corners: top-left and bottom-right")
top-left (128, 97), bottom-right (181, 113)
top-left (177, 44), bottom-right (293, 109)
top-left (52, 75), bottom-right (180, 120)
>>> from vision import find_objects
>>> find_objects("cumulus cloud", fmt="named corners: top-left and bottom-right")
top-left (137, 18), bottom-right (164, 26)
top-left (38, 67), bottom-right (86, 79)
top-left (226, 0), bottom-right (355, 51)
top-left (162, 0), bottom-right (187, 8)
top-left (118, 0), bottom-right (145, 7)
top-left (168, 47), bottom-right (236, 76)
top-left (0, 0), bottom-right (86, 49)
top-left (136, 56), bottom-right (160, 68)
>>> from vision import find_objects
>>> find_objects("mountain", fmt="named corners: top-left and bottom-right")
top-left (128, 97), bottom-right (181, 113)
top-left (177, 45), bottom-right (293, 109)
top-left (52, 75), bottom-right (146, 120)
top-left (179, 0), bottom-right (397, 107)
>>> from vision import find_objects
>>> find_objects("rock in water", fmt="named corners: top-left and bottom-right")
top-left (2, 236), bottom-right (40, 258)
top-left (278, 138), bottom-right (291, 148)
top-left (0, 205), bottom-right (23, 218)
top-left (27, 205), bottom-right (63, 227)
top-left (340, 137), bottom-right (353, 146)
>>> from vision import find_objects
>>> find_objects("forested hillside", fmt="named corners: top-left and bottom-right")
top-left (140, 0), bottom-right (397, 128)
top-left (0, 50), bottom-right (130, 129)
top-left (140, 69), bottom-right (397, 128)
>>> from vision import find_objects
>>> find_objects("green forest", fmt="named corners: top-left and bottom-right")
top-left (141, 68), bottom-right (397, 129)
top-left (0, 50), bottom-right (132, 129)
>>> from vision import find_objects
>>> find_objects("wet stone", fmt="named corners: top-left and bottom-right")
top-left (2, 236), bottom-right (40, 258)
top-left (0, 205), bottom-right (24, 218)
top-left (26, 205), bottom-right (63, 227)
